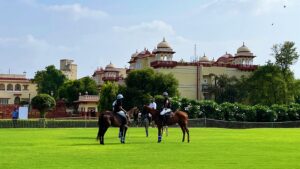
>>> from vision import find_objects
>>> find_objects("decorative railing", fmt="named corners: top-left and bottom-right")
top-left (102, 76), bottom-right (123, 81)
top-left (150, 61), bottom-right (177, 68)
top-left (78, 95), bottom-right (99, 102)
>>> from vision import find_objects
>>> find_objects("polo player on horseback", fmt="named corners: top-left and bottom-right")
top-left (112, 94), bottom-right (127, 142)
top-left (160, 92), bottom-right (172, 126)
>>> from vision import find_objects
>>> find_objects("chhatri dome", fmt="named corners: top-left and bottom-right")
top-left (237, 42), bottom-right (251, 53)
top-left (157, 37), bottom-right (172, 49)
top-left (235, 42), bottom-right (255, 58)
top-left (199, 53), bottom-right (210, 62)
top-left (106, 62), bottom-right (115, 69)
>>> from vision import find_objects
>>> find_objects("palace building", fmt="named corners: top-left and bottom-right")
top-left (92, 62), bottom-right (127, 87)
top-left (128, 38), bottom-right (257, 100)
top-left (0, 73), bottom-right (37, 105)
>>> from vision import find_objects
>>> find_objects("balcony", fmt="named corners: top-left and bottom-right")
top-left (102, 76), bottom-right (123, 81)
top-left (77, 95), bottom-right (99, 103)
top-left (202, 84), bottom-right (213, 93)
top-left (150, 61), bottom-right (177, 68)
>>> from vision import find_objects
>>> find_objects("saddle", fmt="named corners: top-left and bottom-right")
top-left (162, 112), bottom-right (174, 126)
top-left (113, 112), bottom-right (127, 125)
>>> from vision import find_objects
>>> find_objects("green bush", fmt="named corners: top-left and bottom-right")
top-left (220, 102), bottom-right (237, 121)
top-left (287, 103), bottom-right (300, 121)
top-left (171, 97), bottom-right (181, 111)
top-left (199, 100), bottom-right (222, 120)
top-left (186, 99), bottom-right (201, 118)
top-left (180, 97), bottom-right (191, 111)
top-left (236, 104), bottom-right (256, 122)
top-left (271, 104), bottom-right (288, 122)
top-left (254, 105), bottom-right (277, 122)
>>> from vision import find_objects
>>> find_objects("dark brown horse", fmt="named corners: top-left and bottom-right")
top-left (142, 105), bottom-right (190, 143)
top-left (97, 111), bottom-right (128, 145)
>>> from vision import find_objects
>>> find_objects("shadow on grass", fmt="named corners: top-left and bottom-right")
top-left (66, 136), bottom-right (96, 140)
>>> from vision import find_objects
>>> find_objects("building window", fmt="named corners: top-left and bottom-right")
top-left (23, 85), bottom-right (29, 91)
top-left (0, 98), bottom-right (9, 105)
top-left (14, 97), bottom-right (20, 105)
top-left (0, 84), bottom-right (5, 91)
top-left (15, 84), bottom-right (21, 91)
top-left (7, 84), bottom-right (13, 91)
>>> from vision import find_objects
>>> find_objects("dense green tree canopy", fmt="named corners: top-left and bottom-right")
top-left (213, 75), bottom-right (247, 104)
top-left (31, 94), bottom-right (56, 118)
top-left (99, 82), bottom-right (119, 112)
top-left (125, 68), bottom-right (178, 97)
top-left (34, 65), bottom-right (66, 98)
top-left (124, 68), bottom-right (178, 109)
top-left (59, 76), bottom-right (98, 106)
top-left (246, 62), bottom-right (291, 105)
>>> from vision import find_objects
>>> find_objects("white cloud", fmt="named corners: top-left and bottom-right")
top-left (113, 20), bottom-right (176, 35)
top-left (46, 3), bottom-right (108, 21)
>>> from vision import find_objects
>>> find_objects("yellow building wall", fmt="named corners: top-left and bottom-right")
top-left (156, 66), bottom-right (198, 99)
top-left (0, 82), bottom-right (37, 104)
top-left (202, 66), bottom-right (252, 79)
top-left (155, 65), bottom-right (253, 100)
top-left (78, 103), bottom-right (98, 112)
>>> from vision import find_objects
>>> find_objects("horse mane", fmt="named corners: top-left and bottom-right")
top-left (143, 105), bottom-right (159, 116)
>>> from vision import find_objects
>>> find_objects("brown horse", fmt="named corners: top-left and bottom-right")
top-left (127, 107), bottom-right (140, 126)
top-left (96, 111), bottom-right (128, 145)
top-left (142, 105), bottom-right (190, 143)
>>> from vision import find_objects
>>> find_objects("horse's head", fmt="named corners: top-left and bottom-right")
top-left (127, 107), bottom-right (140, 119)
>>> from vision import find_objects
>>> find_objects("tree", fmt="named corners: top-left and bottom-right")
top-left (272, 41), bottom-right (299, 76)
top-left (294, 79), bottom-right (300, 104)
top-left (59, 77), bottom-right (98, 106)
top-left (124, 68), bottom-right (178, 108)
top-left (125, 68), bottom-right (178, 96)
top-left (213, 75), bottom-right (247, 104)
top-left (99, 82), bottom-right (119, 112)
top-left (31, 94), bottom-right (56, 118)
top-left (246, 62), bottom-right (291, 105)
top-left (34, 65), bottom-right (66, 98)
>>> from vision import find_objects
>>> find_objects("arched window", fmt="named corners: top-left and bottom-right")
top-left (15, 84), bottom-right (21, 91)
top-left (0, 84), bottom-right (5, 91)
top-left (7, 84), bottom-right (13, 91)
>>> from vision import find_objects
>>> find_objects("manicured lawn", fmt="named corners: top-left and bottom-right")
top-left (1, 127), bottom-right (300, 169)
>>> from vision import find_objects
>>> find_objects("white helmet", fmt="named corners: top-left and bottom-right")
top-left (117, 94), bottom-right (124, 99)
top-left (163, 92), bottom-right (168, 96)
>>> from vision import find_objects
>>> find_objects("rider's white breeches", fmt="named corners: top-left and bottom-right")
top-left (117, 111), bottom-right (126, 118)
top-left (160, 108), bottom-right (171, 115)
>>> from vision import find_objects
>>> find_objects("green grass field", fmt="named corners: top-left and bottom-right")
top-left (1, 128), bottom-right (300, 169)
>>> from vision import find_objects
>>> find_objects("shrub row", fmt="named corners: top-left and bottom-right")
top-left (165, 97), bottom-right (300, 122)
top-left (0, 119), bottom-right (98, 128)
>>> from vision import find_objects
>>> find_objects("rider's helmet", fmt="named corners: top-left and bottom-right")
top-left (163, 92), bottom-right (168, 97)
top-left (117, 94), bottom-right (124, 100)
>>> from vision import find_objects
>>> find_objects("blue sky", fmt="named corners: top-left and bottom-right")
top-left (0, 0), bottom-right (300, 78)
